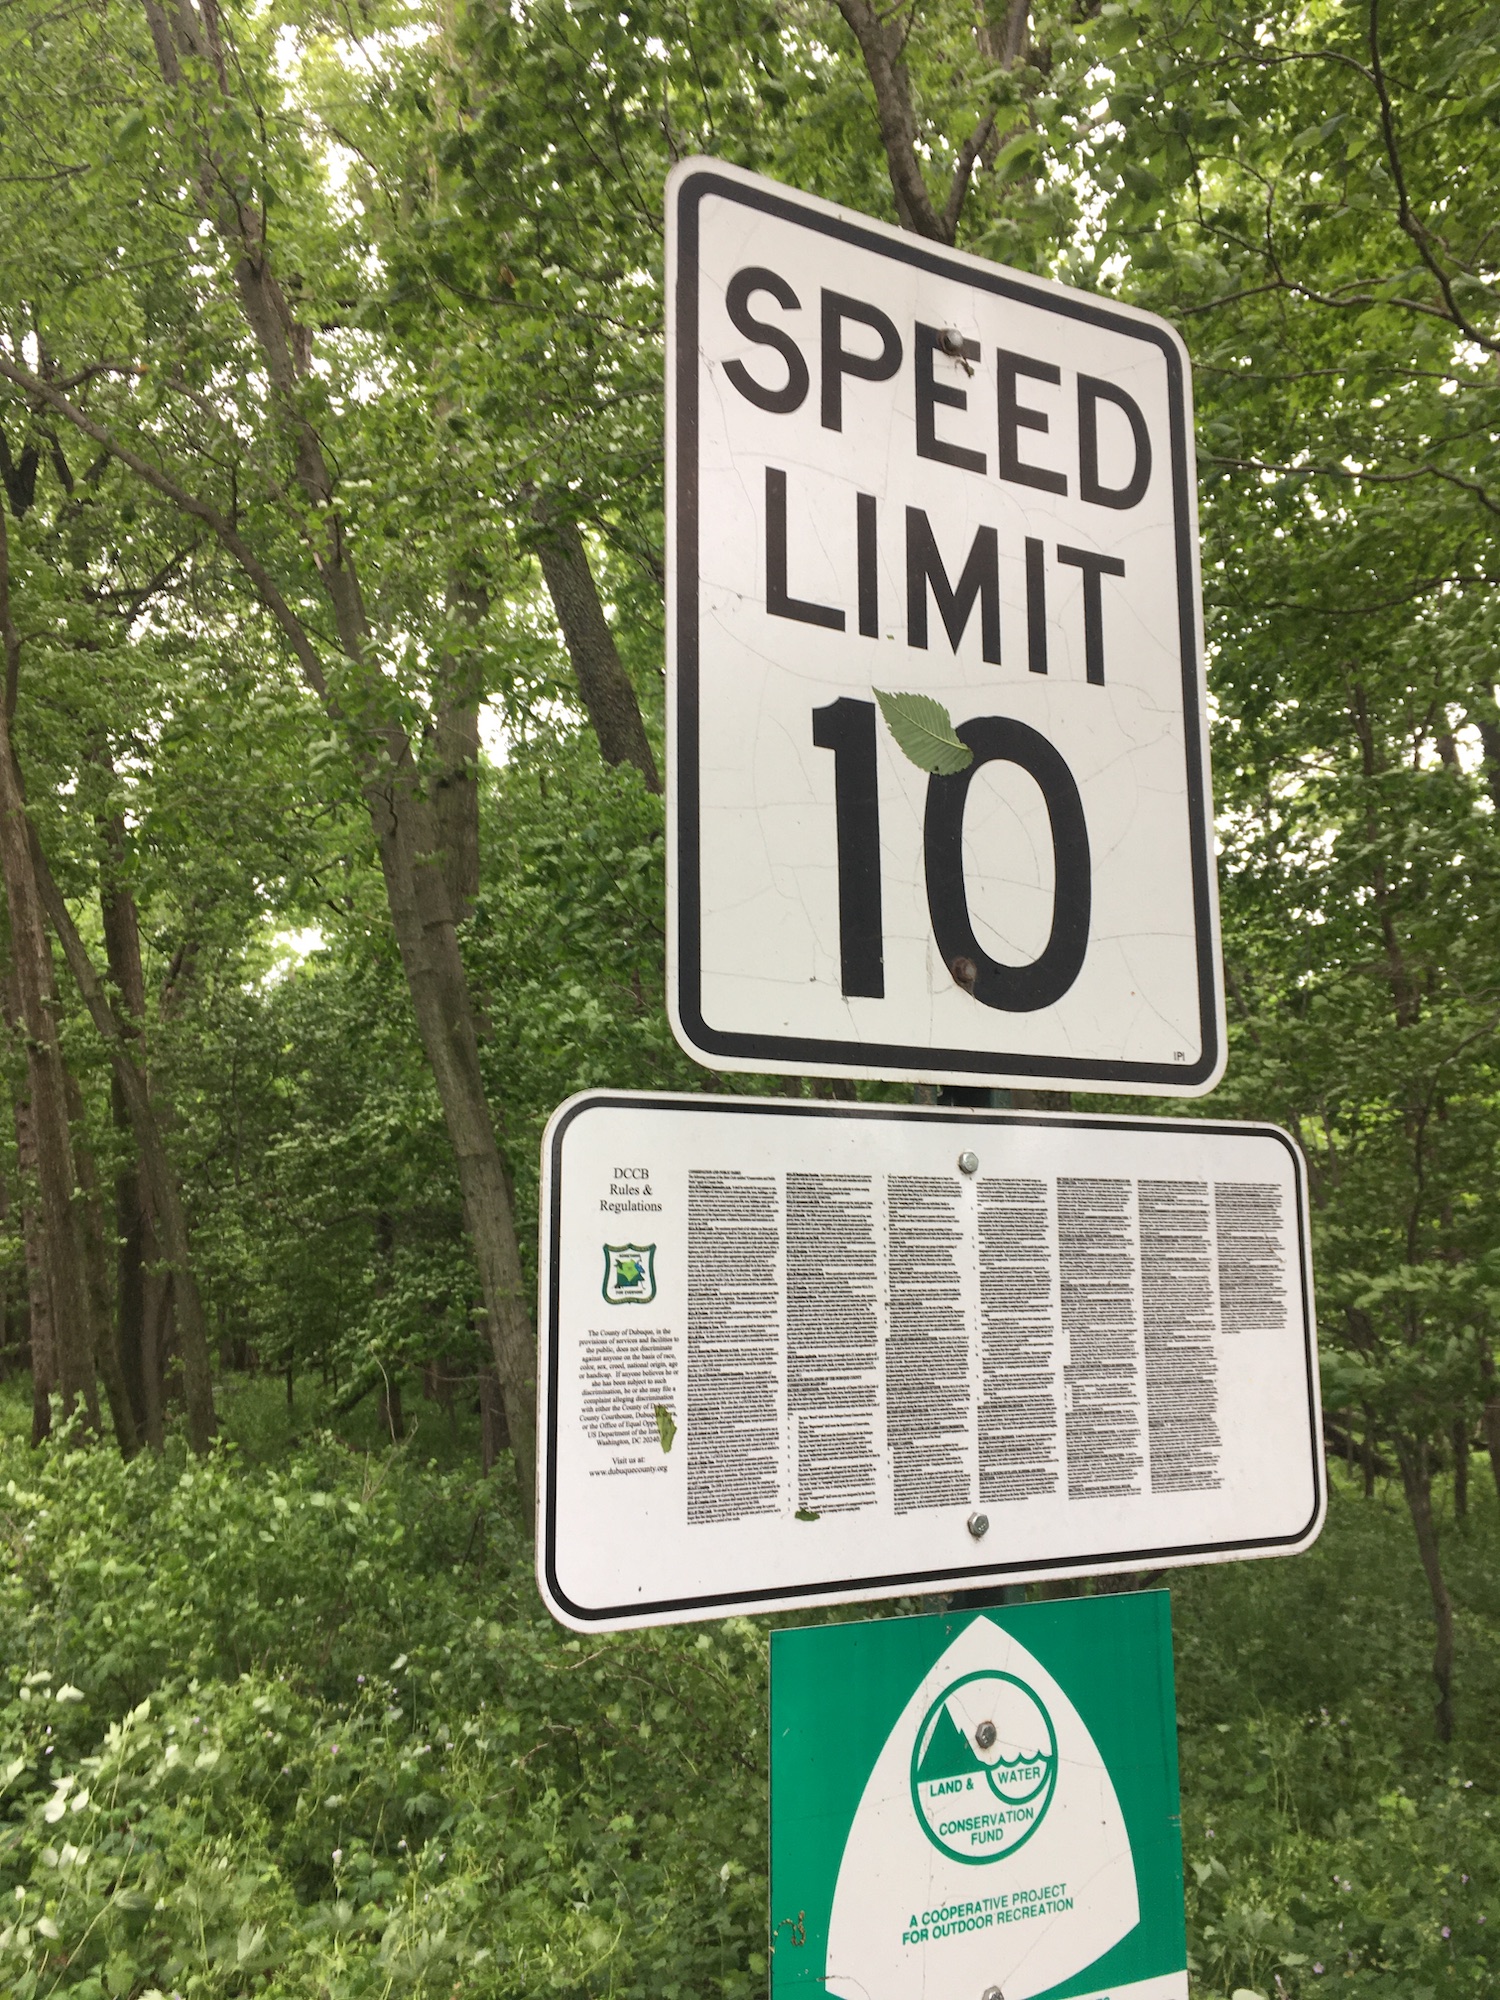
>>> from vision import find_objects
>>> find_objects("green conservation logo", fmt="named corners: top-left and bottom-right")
top-left (602, 1243), bottom-right (657, 1305)
top-left (909, 1669), bottom-right (1058, 1865)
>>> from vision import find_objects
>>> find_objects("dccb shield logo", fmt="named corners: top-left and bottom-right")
top-left (909, 1669), bottom-right (1058, 1864)
top-left (602, 1244), bottom-right (657, 1305)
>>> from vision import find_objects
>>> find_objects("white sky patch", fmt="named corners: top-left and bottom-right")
top-left (479, 701), bottom-right (512, 766)
top-left (260, 925), bottom-right (325, 987)
top-left (479, 694), bottom-right (586, 766)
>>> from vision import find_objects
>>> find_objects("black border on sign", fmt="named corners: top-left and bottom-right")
top-left (541, 1094), bottom-right (1322, 1626)
top-left (670, 165), bottom-right (1219, 1085)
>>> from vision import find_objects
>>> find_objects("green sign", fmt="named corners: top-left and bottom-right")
top-left (770, 1594), bottom-right (1186, 2000)
top-left (601, 1242), bottom-right (657, 1304)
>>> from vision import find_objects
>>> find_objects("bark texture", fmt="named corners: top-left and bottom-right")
top-left (533, 506), bottom-right (660, 791)
top-left (131, 0), bottom-right (539, 1509)
top-left (97, 801), bottom-right (153, 1437)
top-left (1483, 1377), bottom-right (1500, 1513)
top-left (0, 513), bottom-right (95, 1430)
top-left (832, 0), bottom-right (1030, 244)
top-left (1397, 1437), bottom-right (1456, 1742)
top-left (65, 1068), bottom-right (138, 1455)
top-left (433, 575), bottom-right (487, 920)
top-left (31, 834), bottom-right (217, 1454)
top-left (12, 1092), bottom-right (54, 1444)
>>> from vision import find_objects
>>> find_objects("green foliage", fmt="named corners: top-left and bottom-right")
top-left (0, 1389), bottom-right (769, 1998)
top-left (2, 2), bottom-right (1500, 1988)
top-left (1, 1397), bottom-right (1499, 1997)
top-left (1172, 1471), bottom-right (1500, 1998)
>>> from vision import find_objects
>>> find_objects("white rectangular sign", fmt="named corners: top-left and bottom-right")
top-left (666, 160), bottom-right (1224, 1092)
top-left (537, 1093), bottom-right (1322, 1630)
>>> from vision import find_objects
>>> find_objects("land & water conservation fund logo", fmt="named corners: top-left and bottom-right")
top-left (602, 1244), bottom-right (657, 1305)
top-left (909, 1669), bottom-right (1058, 1864)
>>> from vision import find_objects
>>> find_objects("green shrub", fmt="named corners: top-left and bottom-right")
top-left (1, 1386), bottom-right (1497, 1997)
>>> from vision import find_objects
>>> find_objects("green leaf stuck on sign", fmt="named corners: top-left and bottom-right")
top-left (654, 1404), bottom-right (677, 1454)
top-left (873, 689), bottom-right (973, 774)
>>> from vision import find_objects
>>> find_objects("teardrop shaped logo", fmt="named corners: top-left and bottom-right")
top-left (823, 1613), bottom-right (1144, 2000)
top-left (909, 1668), bottom-right (1058, 1863)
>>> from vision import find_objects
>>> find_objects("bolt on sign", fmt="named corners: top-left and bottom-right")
top-left (665, 159), bottom-right (1224, 1093)
top-left (770, 1596), bottom-right (1186, 2000)
top-left (536, 1093), bottom-right (1321, 1630)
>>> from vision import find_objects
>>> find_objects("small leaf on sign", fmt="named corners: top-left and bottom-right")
top-left (654, 1404), bottom-right (677, 1454)
top-left (873, 690), bottom-right (973, 774)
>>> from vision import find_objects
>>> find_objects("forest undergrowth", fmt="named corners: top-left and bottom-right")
top-left (0, 1378), bottom-right (1495, 2000)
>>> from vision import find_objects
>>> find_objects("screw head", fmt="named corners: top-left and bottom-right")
top-left (975, 1720), bottom-right (998, 1751)
top-left (940, 327), bottom-right (968, 356)
top-left (958, 1150), bottom-right (979, 1175)
top-left (982, 1988), bottom-right (1006, 2000)
top-left (967, 1510), bottom-right (990, 1539)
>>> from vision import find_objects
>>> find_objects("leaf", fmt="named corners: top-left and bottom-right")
top-left (653, 1404), bottom-right (676, 1454)
top-left (237, 1920), bottom-right (268, 1964)
top-left (992, 128), bottom-right (1041, 180)
top-left (794, 1507), bottom-right (820, 1522)
top-left (873, 690), bottom-right (973, 775)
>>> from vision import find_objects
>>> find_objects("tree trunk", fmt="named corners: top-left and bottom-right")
top-left (0, 666), bottom-right (95, 1430)
top-left (367, 799), bottom-right (538, 1504)
top-left (1483, 1396), bottom-right (1500, 1513)
top-left (832, 0), bottom-right (1018, 243)
top-left (64, 1068), bottom-right (137, 1455)
top-left (111, 1074), bottom-right (150, 1441)
top-left (127, 0), bottom-right (542, 1508)
top-left (532, 504), bottom-right (660, 790)
top-left (433, 577), bottom-right (486, 921)
top-left (479, 1363), bottom-right (509, 1476)
top-left (97, 801), bottom-right (152, 1439)
top-left (1361, 1409), bottom-right (1378, 1497)
top-left (1479, 1351), bottom-right (1500, 1513)
top-left (1396, 1436), bottom-right (1456, 1741)
top-left (13, 1093), bottom-right (54, 1444)
top-left (1453, 1418), bottom-right (1469, 1522)
top-left (29, 834), bottom-right (216, 1453)
top-left (141, 1266), bottom-right (167, 1449)
top-left (0, 1163), bottom-right (8, 1379)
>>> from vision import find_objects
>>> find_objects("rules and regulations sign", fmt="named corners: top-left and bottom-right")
top-left (536, 1093), bottom-right (1321, 1630)
top-left (666, 159), bottom-right (1223, 1093)
top-left (770, 1596), bottom-right (1186, 2000)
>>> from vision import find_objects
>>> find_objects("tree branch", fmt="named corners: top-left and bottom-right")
top-left (1367, 0), bottom-right (1500, 356)
top-left (0, 352), bottom-right (331, 697)
top-left (833, 0), bottom-right (944, 238)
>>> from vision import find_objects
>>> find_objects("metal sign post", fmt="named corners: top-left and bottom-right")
top-left (666, 159), bottom-right (1223, 1093)
top-left (770, 1595), bottom-right (1187, 2000)
top-left (536, 1092), bottom-right (1321, 1631)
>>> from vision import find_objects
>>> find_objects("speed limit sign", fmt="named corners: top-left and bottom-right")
top-left (665, 161), bottom-right (1224, 1094)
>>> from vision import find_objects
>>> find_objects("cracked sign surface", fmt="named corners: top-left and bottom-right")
top-left (536, 1092), bottom-right (1322, 1632)
top-left (666, 160), bottom-right (1224, 1091)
